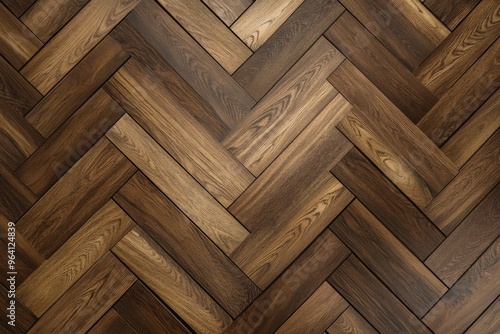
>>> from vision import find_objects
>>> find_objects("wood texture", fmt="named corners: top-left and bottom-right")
top-left (425, 0), bottom-right (481, 29)
top-left (202, 0), bottom-right (251, 26)
top-left (87, 309), bottom-right (137, 334)
top-left (327, 307), bottom-right (377, 334)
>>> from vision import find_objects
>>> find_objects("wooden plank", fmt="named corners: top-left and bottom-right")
top-left (442, 90), bottom-right (500, 168)
top-left (112, 227), bottom-right (232, 334)
top-left (275, 282), bottom-right (348, 334)
top-left (229, 94), bottom-right (352, 232)
top-left (231, 0), bottom-right (304, 51)
top-left (331, 148), bottom-right (444, 260)
top-left (425, 0), bottom-right (481, 29)
top-left (417, 40), bottom-right (499, 146)
top-left (423, 238), bottom-right (500, 334)
top-left (331, 200), bottom-right (447, 317)
top-left (126, 0), bottom-right (255, 128)
top-left (466, 297), bottom-right (499, 334)
top-left (426, 184), bottom-right (500, 287)
top-left (232, 0), bottom-right (344, 100)
top-left (114, 172), bottom-right (260, 317)
top-left (326, 307), bottom-right (377, 334)
top-left (338, 0), bottom-right (449, 70)
top-left (17, 200), bottom-right (135, 317)
top-left (27, 253), bottom-right (136, 334)
top-left (106, 115), bottom-right (249, 255)
top-left (25, 36), bottom-right (129, 138)
top-left (0, 3), bottom-right (42, 70)
top-left (201, 0), bottom-right (251, 26)
top-left (16, 138), bottom-right (136, 257)
top-left (0, 56), bottom-right (41, 116)
top-left (21, 0), bottom-right (90, 42)
top-left (324, 11), bottom-right (437, 123)
top-left (1, 0), bottom-right (34, 17)
top-left (226, 230), bottom-right (350, 334)
top-left (223, 37), bottom-right (343, 175)
top-left (415, 0), bottom-right (500, 96)
top-left (110, 20), bottom-right (229, 140)
top-left (17, 89), bottom-right (125, 196)
top-left (0, 285), bottom-right (37, 334)
top-left (20, 0), bottom-right (139, 94)
top-left (88, 309), bottom-right (137, 334)
top-left (329, 255), bottom-right (431, 334)
top-left (330, 60), bottom-right (458, 208)
top-left (424, 130), bottom-right (500, 235)
top-left (105, 59), bottom-right (253, 207)
top-left (0, 164), bottom-right (36, 220)
top-left (113, 281), bottom-right (192, 334)
top-left (156, 0), bottom-right (251, 74)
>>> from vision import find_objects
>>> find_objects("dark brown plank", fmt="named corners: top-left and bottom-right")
top-left (26, 253), bottom-right (136, 334)
top-left (466, 297), bottom-right (499, 334)
top-left (126, 0), bottom-right (255, 128)
top-left (338, 0), bottom-right (449, 70)
top-left (232, 0), bottom-right (344, 100)
top-left (331, 148), bottom-right (444, 260)
top-left (113, 281), bottom-right (192, 334)
top-left (424, 130), bottom-right (500, 235)
top-left (25, 36), bottom-right (129, 138)
top-left (423, 238), bottom-right (500, 334)
top-left (330, 200), bottom-right (447, 317)
top-left (1, 0), bottom-right (34, 17)
top-left (0, 284), bottom-right (37, 334)
top-left (426, 183), bottom-right (500, 287)
top-left (16, 138), bottom-right (136, 257)
top-left (425, 0), bottom-right (481, 29)
top-left (329, 255), bottom-right (431, 334)
top-left (226, 231), bottom-right (350, 334)
top-left (324, 11), bottom-right (437, 123)
top-left (326, 307), bottom-right (377, 334)
top-left (202, 0), bottom-right (251, 25)
top-left (0, 56), bottom-right (41, 116)
top-left (88, 309), bottom-right (137, 334)
top-left (0, 164), bottom-right (36, 220)
top-left (114, 172), bottom-right (260, 317)
top-left (415, 0), bottom-right (500, 97)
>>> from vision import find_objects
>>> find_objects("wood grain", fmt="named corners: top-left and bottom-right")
top-left (1, 0), bottom-right (34, 17)
top-left (201, 0), bottom-right (251, 26)
top-left (425, 0), bottom-right (481, 29)
top-left (327, 307), bottom-right (377, 334)
top-left (0, 164), bottom-right (36, 221)
top-left (466, 297), bottom-right (499, 334)
top-left (88, 309), bottom-right (137, 334)
top-left (0, 285), bottom-right (37, 334)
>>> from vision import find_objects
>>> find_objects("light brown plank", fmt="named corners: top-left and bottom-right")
top-left (466, 298), bottom-right (499, 334)
top-left (327, 307), bottom-right (377, 334)
top-left (201, 0), bottom-right (251, 26)
top-left (106, 114), bottom-right (249, 255)
top-left (112, 226), bottom-right (232, 334)
top-left (88, 309), bottom-right (137, 334)
top-left (20, 0), bottom-right (139, 94)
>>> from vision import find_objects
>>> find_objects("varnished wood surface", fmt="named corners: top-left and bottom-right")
top-left (0, 0), bottom-right (498, 332)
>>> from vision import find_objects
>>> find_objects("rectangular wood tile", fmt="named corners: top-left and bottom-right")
top-left (466, 297), bottom-right (499, 334)
top-left (327, 307), bottom-right (377, 334)
top-left (16, 138), bottom-right (136, 257)
top-left (20, 0), bottom-right (139, 94)
top-left (425, 0), bottom-right (481, 29)
top-left (202, 0), bottom-right (251, 26)
top-left (232, 0), bottom-right (344, 100)
top-left (112, 226), bottom-right (232, 334)
top-left (0, 164), bottom-right (36, 220)
top-left (88, 309), bottom-right (137, 334)
top-left (106, 114), bottom-right (249, 255)
top-left (1, 0), bottom-right (34, 17)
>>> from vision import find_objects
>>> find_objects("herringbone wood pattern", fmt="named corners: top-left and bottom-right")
top-left (1, 0), bottom-right (499, 333)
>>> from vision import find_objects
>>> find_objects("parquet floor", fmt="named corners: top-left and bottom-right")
top-left (0, 0), bottom-right (499, 333)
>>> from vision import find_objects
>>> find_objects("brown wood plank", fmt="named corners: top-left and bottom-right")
top-left (17, 89), bottom-right (125, 196)
top-left (330, 200), bottom-right (447, 317)
top-left (231, 0), bottom-right (304, 51)
top-left (1, 0), bottom-right (34, 17)
top-left (88, 309), bottom-right (137, 334)
top-left (466, 297), bottom-right (499, 334)
top-left (0, 164), bottom-right (36, 220)
top-left (423, 237), bottom-right (500, 334)
top-left (415, 0), bottom-right (500, 97)
top-left (0, 3), bottom-right (42, 70)
top-left (157, 0), bottom-right (251, 74)
top-left (17, 200), bottom-right (135, 317)
top-left (324, 11), bottom-right (437, 123)
top-left (329, 255), bottom-right (431, 334)
top-left (114, 172), bottom-right (260, 317)
top-left (20, 0), bottom-right (139, 94)
top-left (426, 183), bottom-right (500, 287)
top-left (224, 37), bottom-right (343, 175)
top-left (425, 0), bottom-right (481, 29)
top-left (331, 148), bottom-right (444, 260)
top-left (201, 0), bottom-right (251, 26)
top-left (16, 138), bottom-right (136, 257)
top-left (275, 282), bottom-right (348, 334)
top-left (112, 226), bottom-right (232, 334)
top-left (232, 0), bottom-right (344, 100)
top-left (25, 36), bottom-right (129, 138)
top-left (338, 0), bottom-right (449, 70)
top-left (106, 114), bottom-right (249, 255)
top-left (26, 253), bottom-right (136, 334)
top-left (330, 60), bottom-right (458, 208)
top-left (125, 0), bottom-right (255, 128)
top-left (226, 230), bottom-right (350, 334)
top-left (105, 59), bottom-right (253, 207)
top-left (21, 0), bottom-right (90, 42)
top-left (326, 307), bottom-right (377, 334)
top-left (113, 281), bottom-right (192, 334)
top-left (424, 130), bottom-right (500, 235)
top-left (0, 284), bottom-right (37, 334)
top-left (0, 56), bottom-right (41, 116)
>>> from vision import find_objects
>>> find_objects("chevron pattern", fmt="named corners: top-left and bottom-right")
top-left (1, 0), bottom-right (499, 333)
